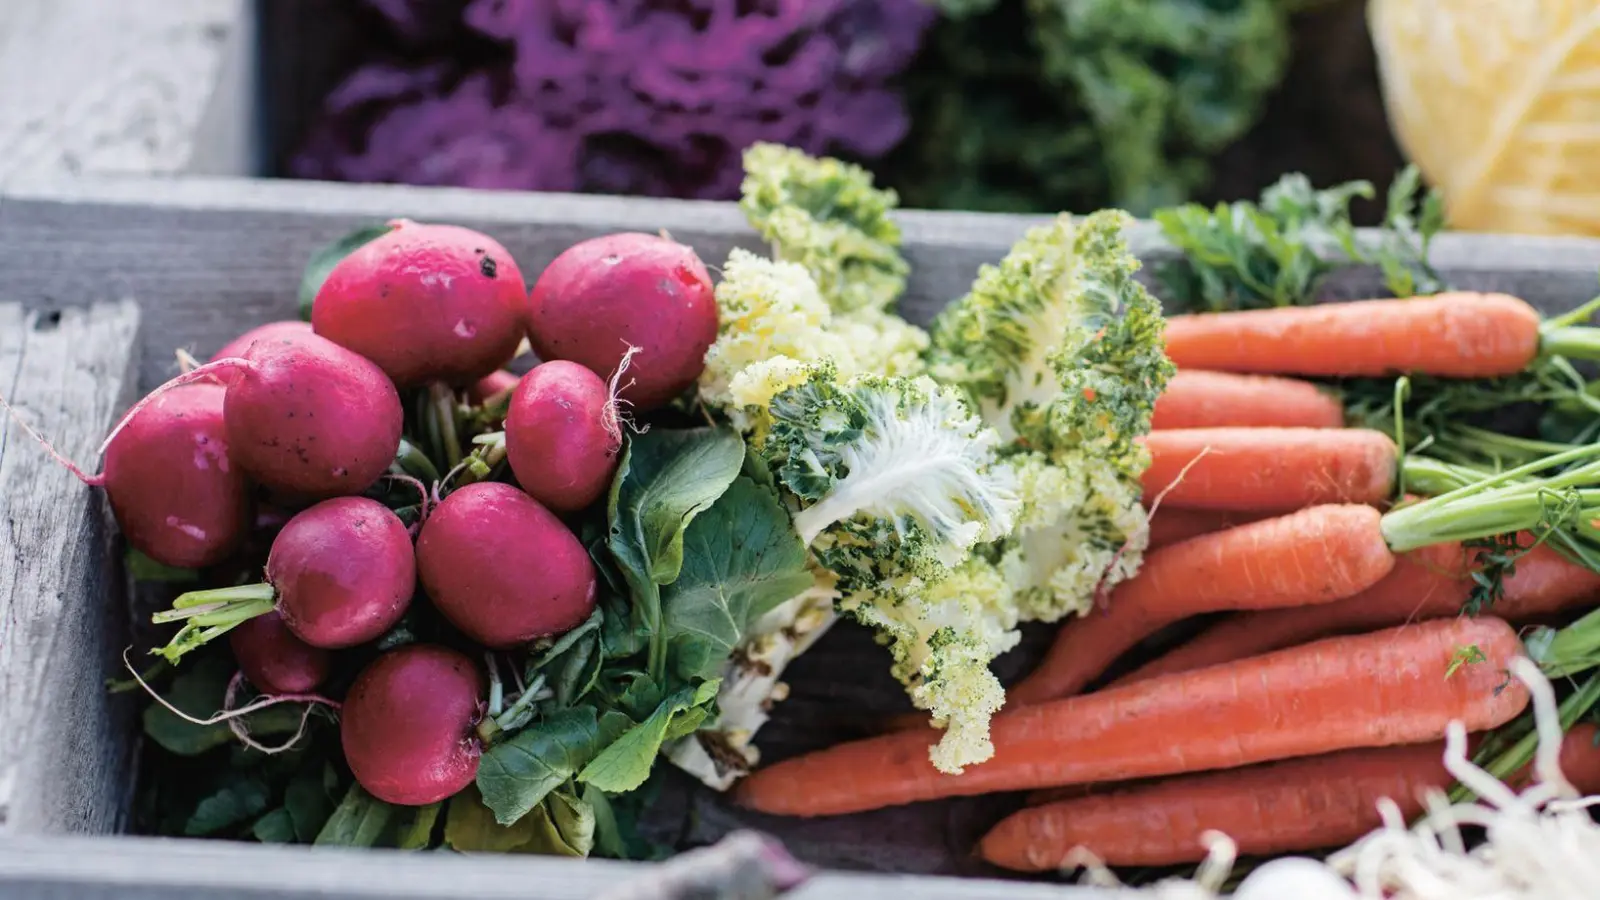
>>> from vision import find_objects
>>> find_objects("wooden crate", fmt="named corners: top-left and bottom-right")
top-left (3, 173), bottom-right (1600, 898)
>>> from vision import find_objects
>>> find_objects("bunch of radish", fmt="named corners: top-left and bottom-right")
top-left (27, 219), bottom-right (719, 809)
top-left (736, 291), bottom-right (1600, 876)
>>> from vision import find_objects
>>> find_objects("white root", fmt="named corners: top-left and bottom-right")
top-left (1080, 656), bottom-right (1600, 898)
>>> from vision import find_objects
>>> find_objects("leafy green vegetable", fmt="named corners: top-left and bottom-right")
top-left (661, 477), bottom-right (814, 683)
top-left (126, 549), bottom-right (200, 583)
top-left (284, 769), bottom-right (338, 842)
top-left (526, 610), bottom-right (606, 709)
top-left (297, 223), bottom-right (394, 320)
top-left (183, 776), bottom-right (272, 837)
top-left (314, 783), bottom-right (440, 849)
top-left (891, 0), bottom-right (1295, 215)
top-left (607, 426), bottom-right (745, 681)
top-left (740, 142), bottom-right (909, 314)
top-left (578, 681), bottom-right (720, 794)
top-left (141, 655), bottom-right (315, 756)
top-left (476, 707), bottom-right (630, 826)
top-left (252, 808), bottom-right (297, 843)
top-left (1153, 166), bottom-right (1448, 313)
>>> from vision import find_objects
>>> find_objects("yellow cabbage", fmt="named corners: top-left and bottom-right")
top-left (1369, 0), bottom-right (1600, 235)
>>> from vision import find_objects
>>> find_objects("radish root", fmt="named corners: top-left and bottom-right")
top-left (122, 649), bottom-right (340, 756)
top-left (96, 358), bottom-right (248, 458)
top-left (603, 342), bottom-right (648, 440)
top-left (0, 387), bottom-right (104, 486)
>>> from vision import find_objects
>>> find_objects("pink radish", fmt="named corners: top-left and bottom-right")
top-left (110, 332), bottom-right (404, 500)
top-left (467, 369), bottom-right (520, 405)
top-left (153, 496), bottom-right (415, 660)
top-left (210, 321), bottom-right (315, 369)
top-left (0, 380), bottom-right (251, 569)
top-left (525, 232), bottom-right (717, 411)
top-left (312, 220), bottom-right (528, 387)
top-left (415, 482), bottom-right (597, 648)
top-left (341, 644), bottom-right (485, 806)
top-left (228, 610), bottom-right (331, 694)
top-left (505, 360), bottom-right (623, 513)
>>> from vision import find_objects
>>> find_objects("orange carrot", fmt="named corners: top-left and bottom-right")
top-left (734, 617), bottom-right (1529, 818)
top-left (1007, 504), bottom-right (1396, 706)
top-left (981, 723), bottom-right (1600, 871)
top-left (1147, 507), bottom-right (1277, 550)
top-left (1162, 293), bottom-right (1543, 378)
top-left (1151, 370), bottom-right (1345, 430)
top-left (1110, 540), bottom-right (1600, 689)
top-left (1140, 427), bottom-right (1397, 513)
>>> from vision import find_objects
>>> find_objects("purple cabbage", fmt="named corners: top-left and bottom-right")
top-left (291, 0), bottom-right (937, 199)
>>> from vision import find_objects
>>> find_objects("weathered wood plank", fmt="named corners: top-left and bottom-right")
top-left (0, 300), bottom-right (142, 835)
top-left (5, 175), bottom-right (1600, 392)
top-left (0, 0), bottom-right (246, 184)
top-left (0, 832), bottom-right (1133, 900)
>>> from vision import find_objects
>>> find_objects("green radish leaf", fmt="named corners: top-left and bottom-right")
top-left (526, 609), bottom-right (605, 708)
top-left (547, 790), bottom-right (596, 858)
top-left (251, 808), bottom-right (296, 843)
top-left (577, 681), bottom-right (719, 793)
top-left (606, 426), bottom-right (744, 681)
top-left (445, 785), bottom-right (544, 852)
top-left (284, 771), bottom-right (337, 842)
top-left (476, 708), bottom-right (610, 826)
top-left (616, 673), bottom-right (664, 721)
top-left (584, 785), bottom-right (628, 859)
top-left (445, 785), bottom-right (592, 857)
top-left (513, 803), bottom-right (586, 857)
top-left (395, 802), bottom-right (443, 850)
top-left (661, 476), bottom-right (814, 684)
top-left (142, 655), bottom-right (314, 756)
top-left (608, 426), bottom-right (745, 587)
top-left (126, 549), bottom-right (200, 583)
top-left (297, 223), bottom-right (394, 321)
top-left (183, 775), bottom-right (272, 837)
top-left (313, 783), bottom-right (438, 848)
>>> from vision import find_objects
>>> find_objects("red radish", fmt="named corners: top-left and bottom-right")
top-left (416, 482), bottom-right (597, 648)
top-left (96, 382), bottom-right (253, 569)
top-left (526, 232), bottom-right (718, 411)
top-left (153, 496), bottom-right (415, 659)
top-left (312, 220), bottom-right (528, 387)
top-left (341, 644), bottom-right (485, 806)
top-left (111, 331), bottom-right (405, 499)
top-left (505, 360), bottom-right (623, 512)
top-left (228, 609), bottom-right (331, 694)
top-left (467, 369), bottom-right (520, 405)
top-left (1, 377), bottom-right (251, 569)
top-left (210, 321), bottom-right (315, 375)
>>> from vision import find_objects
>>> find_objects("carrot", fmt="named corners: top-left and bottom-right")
top-left (981, 723), bottom-right (1600, 871)
top-left (733, 616), bottom-right (1529, 818)
top-left (1006, 504), bottom-right (1396, 706)
top-left (1140, 427), bottom-right (1397, 513)
top-left (1162, 293), bottom-right (1543, 378)
top-left (1147, 507), bottom-right (1278, 550)
top-left (1151, 370), bottom-right (1345, 430)
top-left (1110, 539), bottom-right (1600, 689)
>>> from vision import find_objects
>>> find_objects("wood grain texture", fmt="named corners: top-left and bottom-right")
top-left (0, 0), bottom-right (244, 184)
top-left (5, 174), bottom-right (1600, 392)
top-left (0, 832), bottom-right (1125, 900)
top-left (2, 177), bottom-right (1600, 891)
top-left (0, 301), bottom-right (141, 836)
